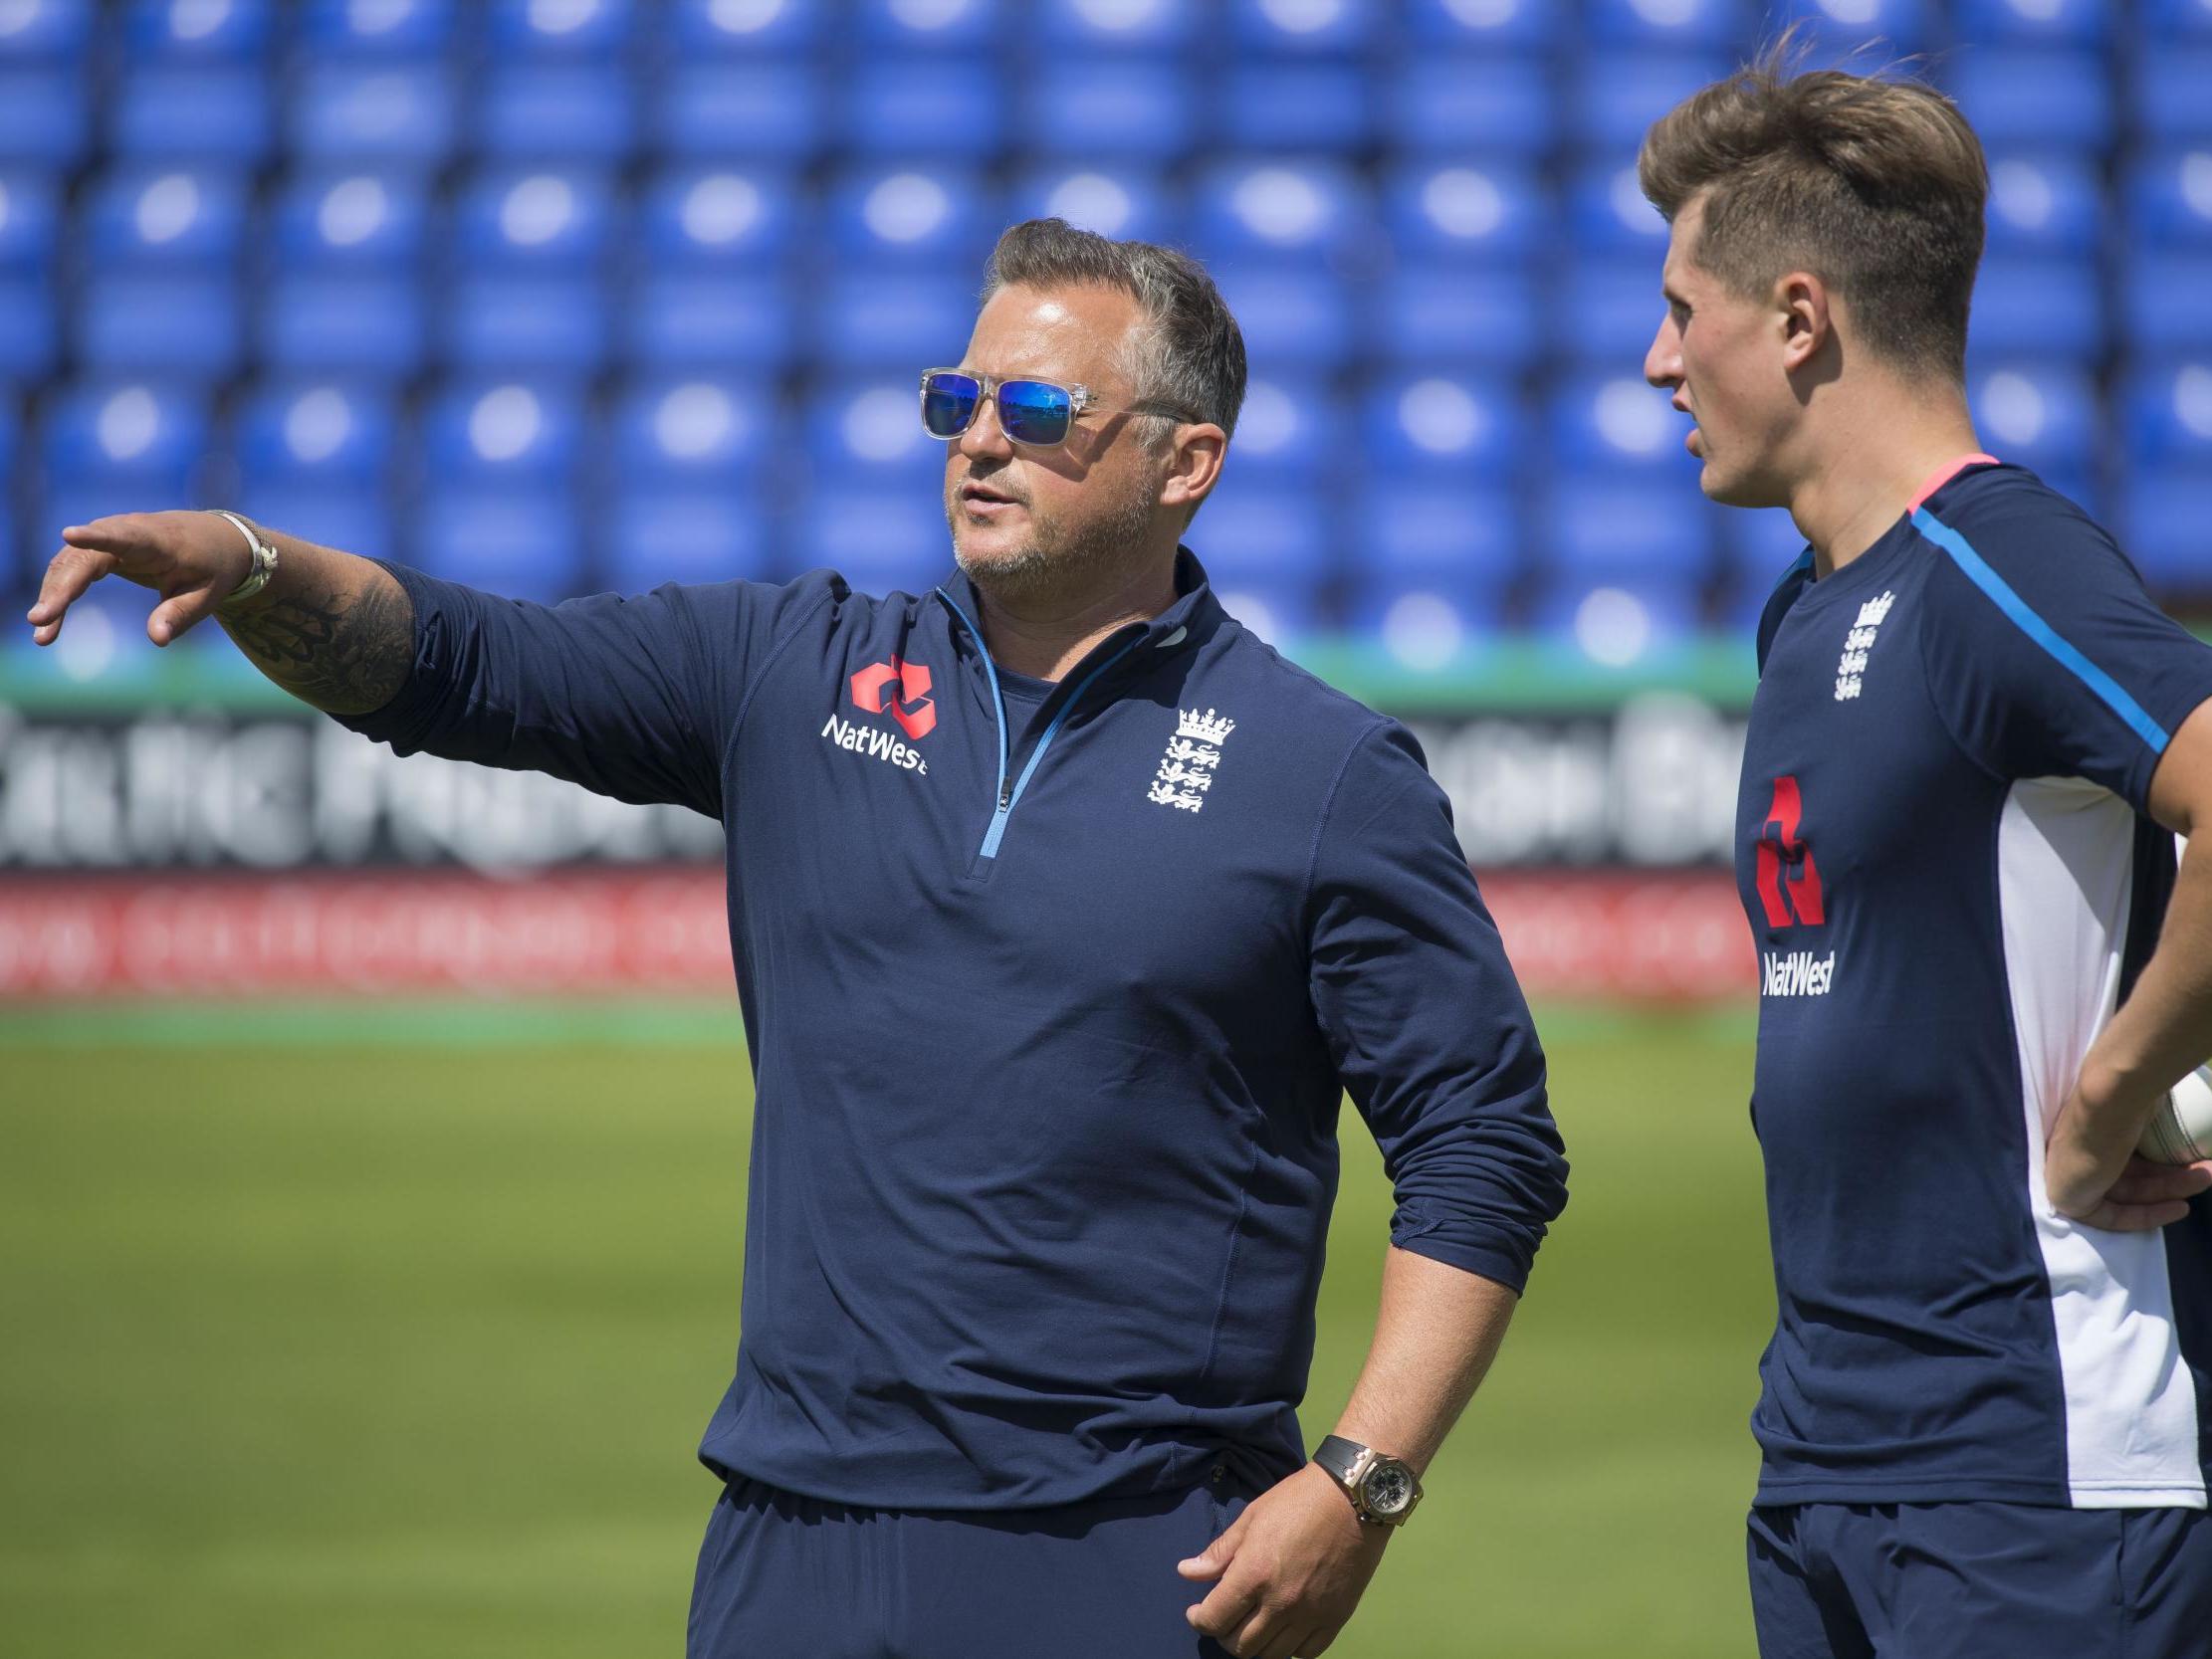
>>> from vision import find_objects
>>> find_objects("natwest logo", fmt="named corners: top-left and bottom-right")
top-left (1754, 775), bottom-right (1825, 929)
top-left (849, 656), bottom-right (936, 740)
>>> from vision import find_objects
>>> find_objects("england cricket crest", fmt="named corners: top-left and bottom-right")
top-left (1148, 708), bottom-right (1235, 813)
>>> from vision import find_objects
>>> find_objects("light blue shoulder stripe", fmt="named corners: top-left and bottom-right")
top-left (1908, 506), bottom-right (2170, 753)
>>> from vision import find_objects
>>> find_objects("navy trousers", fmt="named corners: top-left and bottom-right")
top-left (1749, 1501), bottom-right (2212, 1658)
top-left (687, 1470), bottom-right (1253, 1659)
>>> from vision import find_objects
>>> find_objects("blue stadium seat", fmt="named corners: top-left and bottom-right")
top-left (1553, 258), bottom-right (1668, 366)
top-left (0, 0), bottom-right (95, 59)
top-left (111, 66), bottom-right (274, 161)
top-left (260, 273), bottom-right (426, 376)
top-left (1229, 0), bottom-right (1379, 53)
top-left (270, 170), bottom-right (431, 268)
top-left (1405, 0), bottom-right (1559, 46)
top-left (1022, 61), bottom-right (1198, 161)
top-left (1382, 160), bottom-right (1546, 263)
top-left (0, 273), bottom-right (56, 379)
top-left (826, 165), bottom-right (994, 268)
top-left (1362, 373), bottom-right (1519, 477)
top-left (1550, 373), bottom-right (1687, 475)
top-left (856, 0), bottom-right (999, 47)
top-left (1953, 0), bottom-right (2112, 44)
top-left (2126, 256), bottom-right (2212, 351)
top-left (1224, 375), bottom-right (1332, 481)
top-left (1568, 161), bottom-right (1669, 254)
top-left (0, 67), bottom-right (89, 163)
top-left (37, 380), bottom-right (212, 533)
top-left (2140, 52), bottom-right (2212, 141)
top-left (1531, 574), bottom-right (1704, 665)
top-left (1193, 160), bottom-right (1365, 260)
top-left (1374, 266), bottom-right (1541, 369)
top-left (289, 59), bottom-right (456, 162)
top-left (452, 168), bottom-right (616, 267)
top-left (486, 0), bottom-right (634, 53)
top-left (812, 270), bottom-right (979, 369)
top-left (1038, 0), bottom-right (1200, 52)
top-left (443, 280), bottom-right (609, 373)
top-left (641, 165), bottom-right (799, 264)
top-left (1984, 153), bottom-right (2103, 255)
top-left (805, 375), bottom-right (944, 503)
top-left (627, 166), bottom-right (801, 369)
top-left (445, 171), bottom-right (615, 369)
top-left (1223, 63), bottom-right (1370, 152)
top-left (1571, 54), bottom-right (1731, 151)
top-left (1356, 482), bottom-right (1518, 582)
top-left (2120, 479), bottom-right (2212, 590)
top-left (668, 0), bottom-right (822, 52)
top-left (606, 377), bottom-right (776, 587)
top-left (83, 166), bottom-right (250, 266)
top-left (1382, 57), bottom-right (1555, 155)
top-left (1966, 362), bottom-right (2097, 480)
top-left (1722, 506), bottom-right (1811, 591)
top-left (121, 0), bottom-right (273, 58)
top-left (797, 488), bottom-right (942, 595)
top-left (476, 63), bottom-right (636, 159)
top-left (1949, 51), bottom-right (2112, 149)
top-left (298, 0), bottom-right (455, 55)
top-left (2128, 149), bottom-right (2212, 246)
top-left (1587, 0), bottom-right (1749, 45)
top-left (2144, 0), bottom-right (2212, 37)
top-left (231, 380), bottom-right (398, 558)
top-left (0, 167), bottom-right (61, 268)
top-left (1768, 0), bottom-right (1936, 62)
top-left (2123, 359), bottom-right (2212, 468)
top-left (1198, 556), bottom-right (1330, 641)
top-left (1542, 476), bottom-right (1711, 583)
top-left (1971, 257), bottom-right (2104, 360)
top-left (1209, 264), bottom-right (1359, 369)
top-left (1350, 575), bottom-right (1512, 667)
top-left (1009, 166), bottom-right (1178, 243)
top-left (416, 380), bottom-right (589, 600)
top-left (80, 275), bottom-right (242, 375)
top-left (843, 57), bottom-right (1005, 157)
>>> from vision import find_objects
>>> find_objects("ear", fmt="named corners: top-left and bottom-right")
top-left (1776, 271), bottom-right (1832, 372)
top-left (1159, 422), bottom-right (1228, 515)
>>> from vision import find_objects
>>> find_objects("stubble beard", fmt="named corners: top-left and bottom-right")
top-left (948, 484), bottom-right (1160, 603)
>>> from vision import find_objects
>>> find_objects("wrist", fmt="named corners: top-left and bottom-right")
top-left (207, 511), bottom-right (281, 608)
top-left (1312, 1433), bottom-right (1424, 1528)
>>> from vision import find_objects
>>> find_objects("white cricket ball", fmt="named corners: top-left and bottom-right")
top-left (2138, 1064), bottom-right (2212, 1165)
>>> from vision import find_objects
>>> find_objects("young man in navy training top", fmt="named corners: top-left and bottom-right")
top-left (29, 219), bottom-right (1568, 1659)
top-left (1640, 45), bottom-right (2212, 1657)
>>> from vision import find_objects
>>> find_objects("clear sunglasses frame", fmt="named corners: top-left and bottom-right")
top-left (917, 368), bottom-right (1191, 447)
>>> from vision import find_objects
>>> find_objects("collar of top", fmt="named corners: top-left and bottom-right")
top-left (933, 546), bottom-right (1221, 680)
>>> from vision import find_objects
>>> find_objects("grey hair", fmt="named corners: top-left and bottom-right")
top-left (978, 218), bottom-right (1247, 452)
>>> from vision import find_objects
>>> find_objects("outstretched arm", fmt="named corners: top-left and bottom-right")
top-left (1180, 1251), bottom-right (1516, 1658)
top-left (28, 512), bottom-right (413, 717)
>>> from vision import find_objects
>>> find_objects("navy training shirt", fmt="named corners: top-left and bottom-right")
top-left (335, 548), bottom-right (1568, 1510)
top-left (1741, 460), bottom-right (2212, 1509)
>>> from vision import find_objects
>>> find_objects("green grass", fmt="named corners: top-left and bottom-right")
top-left (0, 1005), bottom-right (1769, 1657)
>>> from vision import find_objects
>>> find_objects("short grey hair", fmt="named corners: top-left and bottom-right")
top-left (978, 218), bottom-right (1248, 450)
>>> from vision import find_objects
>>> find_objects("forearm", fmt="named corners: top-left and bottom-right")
top-left (1328, 1245), bottom-right (1519, 1474)
top-left (2064, 839), bottom-right (2212, 1161)
top-left (215, 529), bottom-right (414, 717)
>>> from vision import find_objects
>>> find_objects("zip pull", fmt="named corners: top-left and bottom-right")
top-left (998, 779), bottom-right (1013, 809)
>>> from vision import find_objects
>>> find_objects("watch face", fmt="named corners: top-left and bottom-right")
top-left (1361, 1462), bottom-right (1415, 1517)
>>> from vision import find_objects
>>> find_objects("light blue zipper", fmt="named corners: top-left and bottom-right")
top-left (937, 588), bottom-right (1147, 861)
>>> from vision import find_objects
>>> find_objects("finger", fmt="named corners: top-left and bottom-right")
top-left (26, 545), bottom-right (118, 642)
top-left (1304, 1626), bottom-right (1341, 1656)
top-left (2079, 1199), bottom-right (2193, 1232)
top-left (1229, 1602), bottom-right (1279, 1658)
top-left (1188, 1574), bottom-right (1262, 1640)
top-left (1258, 1621), bottom-right (1314, 1659)
top-left (1178, 1511), bottom-right (1249, 1579)
top-left (146, 582), bottom-right (224, 647)
top-left (61, 514), bottom-right (166, 558)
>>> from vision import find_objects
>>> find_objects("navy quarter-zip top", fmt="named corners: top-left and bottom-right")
top-left (336, 547), bottom-right (1569, 1510)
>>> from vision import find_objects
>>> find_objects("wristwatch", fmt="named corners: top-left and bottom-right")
top-left (1312, 1434), bottom-right (1424, 1527)
top-left (207, 511), bottom-right (280, 606)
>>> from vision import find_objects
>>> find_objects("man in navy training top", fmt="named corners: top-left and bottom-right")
top-left (29, 218), bottom-right (1569, 1659)
top-left (1641, 46), bottom-right (2212, 1657)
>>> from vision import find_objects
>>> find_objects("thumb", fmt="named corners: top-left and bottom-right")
top-left (147, 581), bottom-right (226, 647)
top-left (1176, 1511), bottom-right (1248, 1579)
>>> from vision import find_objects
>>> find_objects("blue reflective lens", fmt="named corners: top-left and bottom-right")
top-left (996, 379), bottom-right (1073, 445)
top-left (921, 372), bottom-right (982, 437)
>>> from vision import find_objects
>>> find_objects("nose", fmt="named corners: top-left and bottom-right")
top-left (1644, 313), bottom-right (1682, 392)
top-left (957, 392), bottom-right (1014, 463)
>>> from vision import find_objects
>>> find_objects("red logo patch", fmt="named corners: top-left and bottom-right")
top-left (1755, 775), bottom-right (1825, 929)
top-left (849, 657), bottom-right (936, 741)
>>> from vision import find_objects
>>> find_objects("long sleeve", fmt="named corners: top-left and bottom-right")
top-left (1304, 721), bottom-right (1569, 1293)
top-left (331, 561), bottom-right (834, 820)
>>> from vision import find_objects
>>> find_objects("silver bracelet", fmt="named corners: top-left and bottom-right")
top-left (208, 511), bottom-right (280, 605)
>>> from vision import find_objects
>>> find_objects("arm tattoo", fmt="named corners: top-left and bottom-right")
top-left (217, 572), bottom-right (415, 717)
